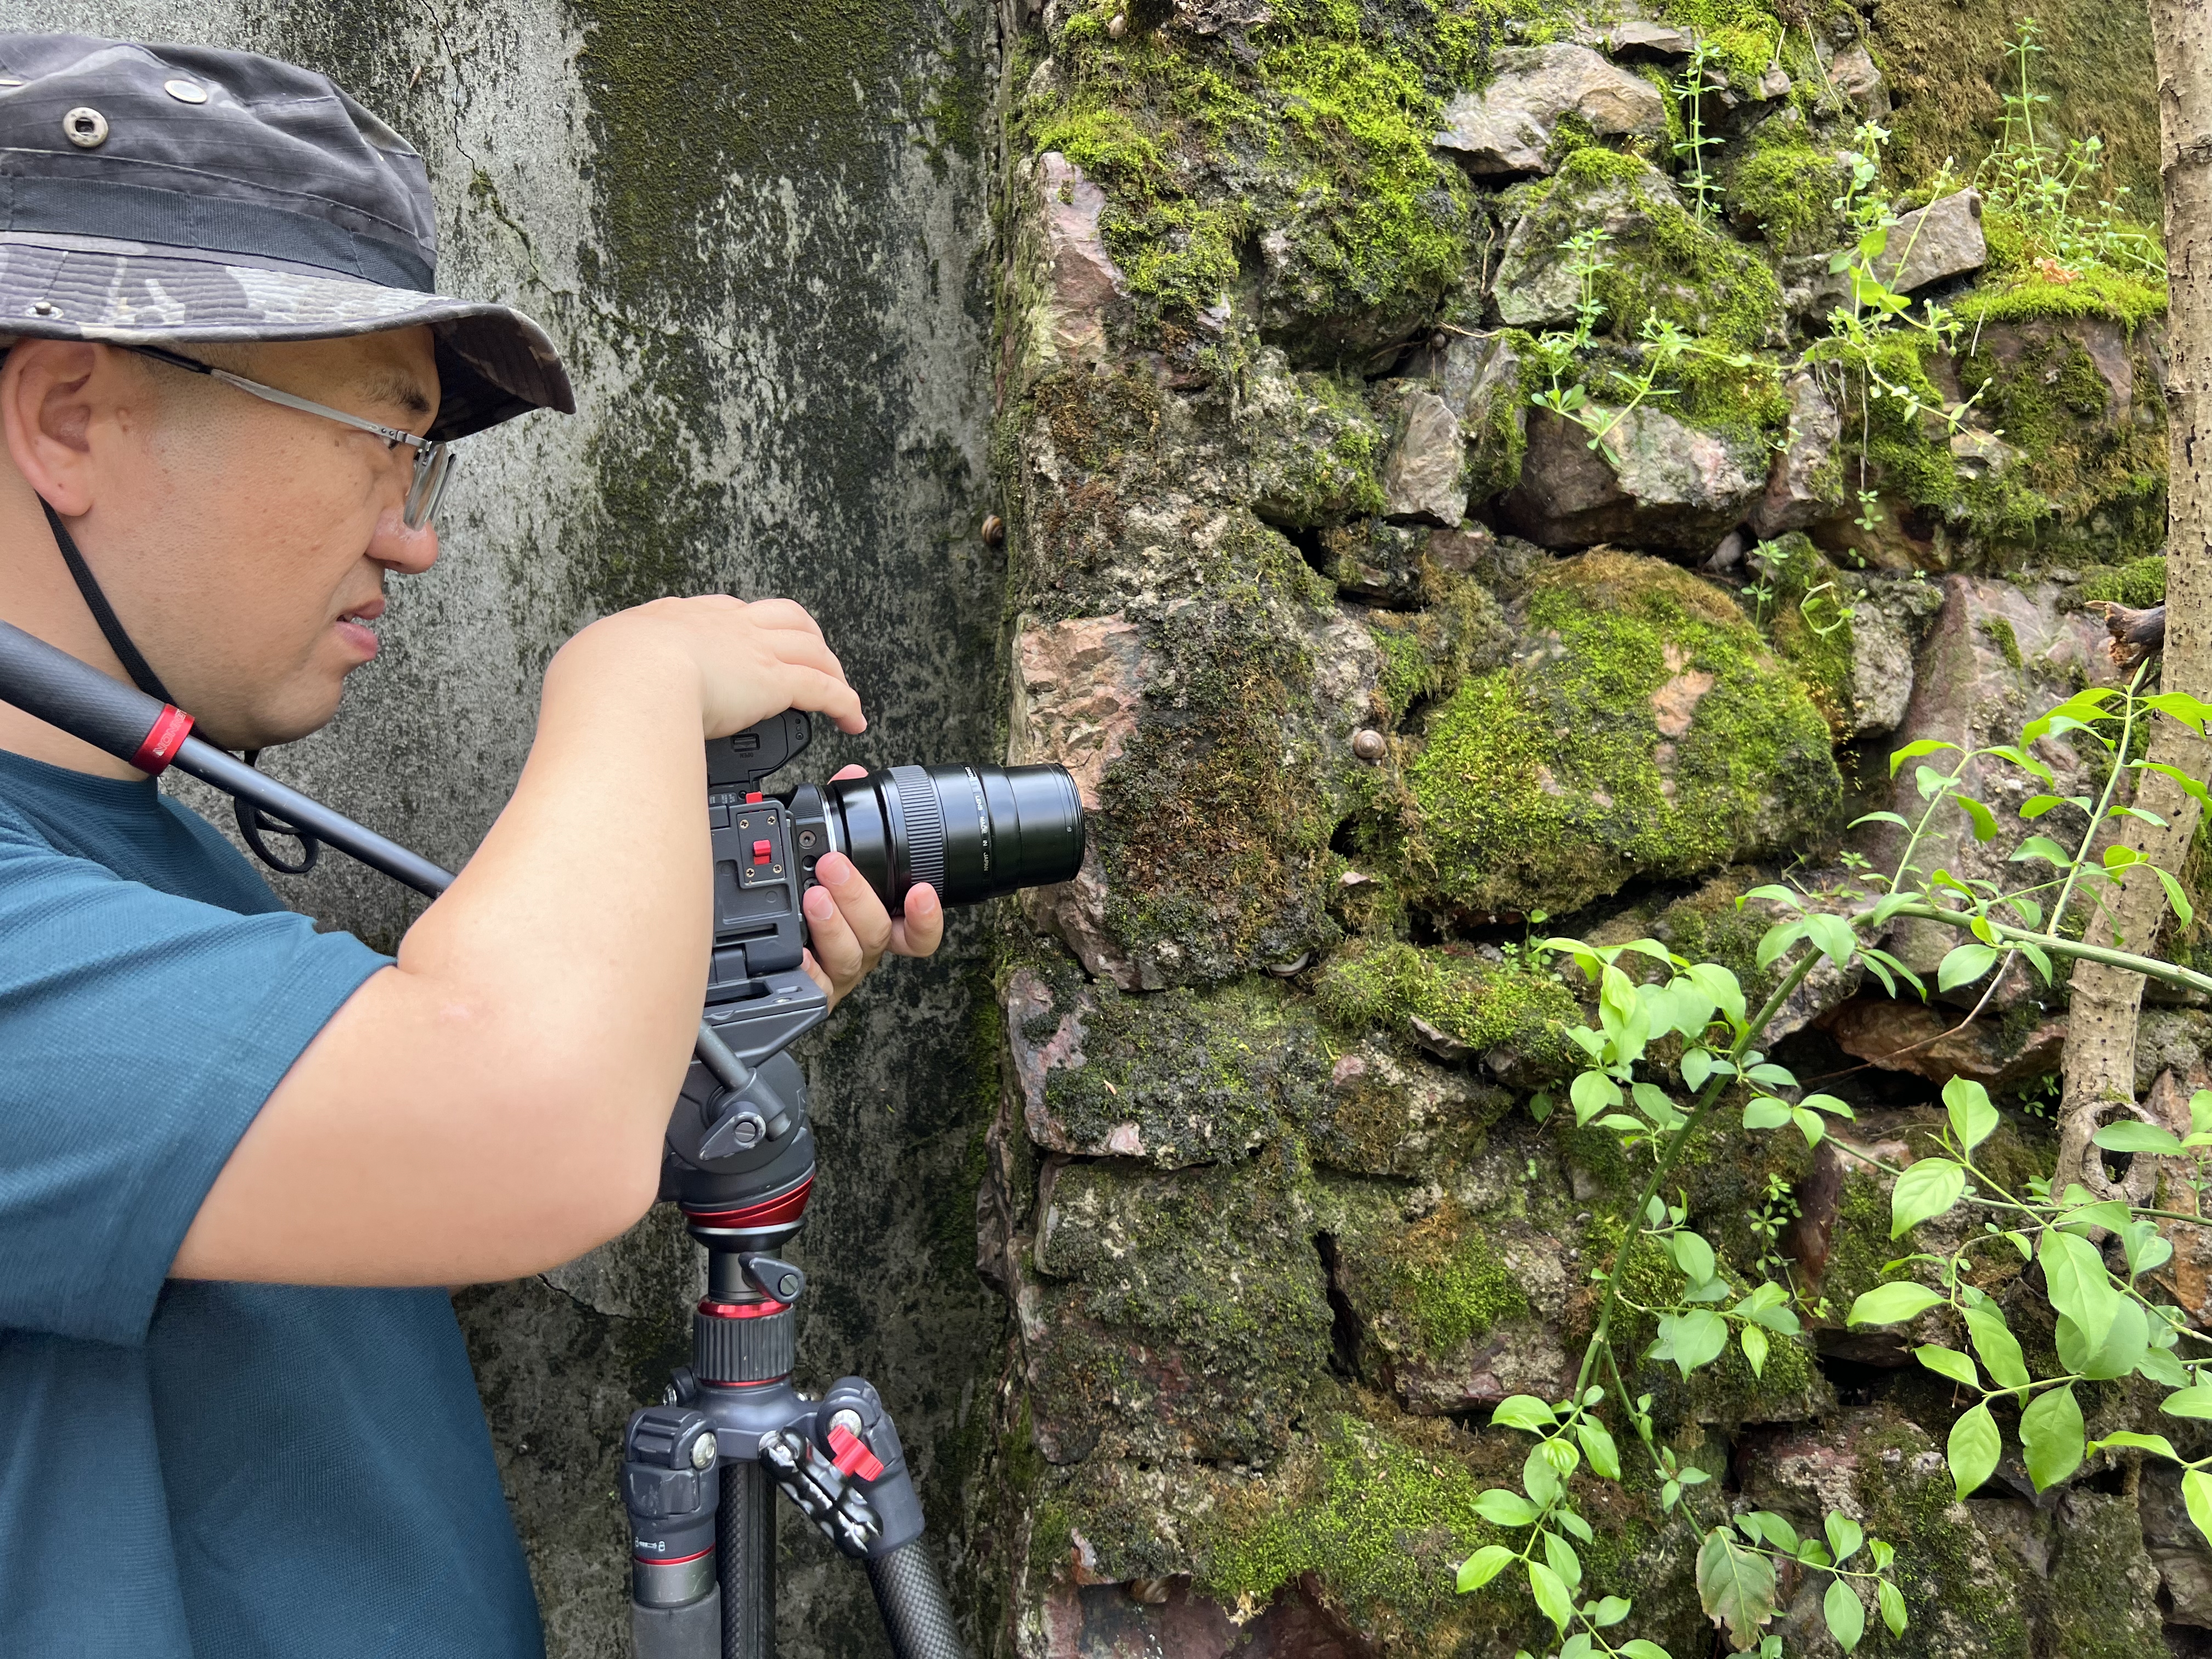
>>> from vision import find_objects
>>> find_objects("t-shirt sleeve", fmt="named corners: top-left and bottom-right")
top-left (0, 823), bottom-right (387, 1346)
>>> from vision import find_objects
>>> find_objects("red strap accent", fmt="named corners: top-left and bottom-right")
top-left (130, 705), bottom-right (194, 775)
top-left (828, 1424), bottom-right (884, 1482)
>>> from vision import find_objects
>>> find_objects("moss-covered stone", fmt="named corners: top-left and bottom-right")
top-left (1399, 551), bottom-right (1841, 916)
top-left (1243, 357), bottom-right (1388, 526)
top-left (1313, 938), bottom-right (1577, 1066)
top-left (2076, 554), bottom-right (2167, 609)
top-left (1024, 1149), bottom-right (1331, 1465)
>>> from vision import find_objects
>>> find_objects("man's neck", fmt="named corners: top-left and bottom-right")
top-left (0, 472), bottom-right (148, 781)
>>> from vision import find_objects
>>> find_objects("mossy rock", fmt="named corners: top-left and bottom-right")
top-left (1313, 938), bottom-right (1578, 1070)
top-left (2075, 554), bottom-right (2166, 610)
top-left (1242, 355), bottom-right (1388, 527)
top-left (1306, 1037), bottom-right (1517, 1178)
top-left (1401, 550), bottom-right (1843, 916)
top-left (1008, 961), bottom-right (1331, 1166)
top-left (1723, 108), bottom-right (1853, 257)
top-left (1493, 150), bottom-right (1786, 350)
top-left (1024, 1149), bottom-right (1330, 1465)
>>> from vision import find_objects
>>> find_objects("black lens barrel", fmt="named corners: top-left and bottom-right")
top-left (792, 764), bottom-right (1083, 914)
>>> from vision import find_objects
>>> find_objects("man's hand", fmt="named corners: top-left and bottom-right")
top-left (800, 764), bottom-right (946, 1007)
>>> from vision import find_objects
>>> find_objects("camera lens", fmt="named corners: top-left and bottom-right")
top-left (792, 764), bottom-right (1084, 913)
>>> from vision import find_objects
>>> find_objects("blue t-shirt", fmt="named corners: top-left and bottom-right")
top-left (0, 748), bottom-right (544, 1657)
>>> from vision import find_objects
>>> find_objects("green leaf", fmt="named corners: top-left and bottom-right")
top-left (2094, 1431), bottom-right (2180, 1460)
top-left (1650, 1308), bottom-right (1729, 1377)
top-left (1493, 1396), bottom-right (1556, 1434)
top-left (1984, 743), bottom-right (2055, 783)
top-left (1937, 943), bottom-right (1999, 992)
top-left (1571, 1070), bottom-right (1621, 1126)
top-left (1737, 1511), bottom-right (1799, 1552)
top-left (1804, 912), bottom-right (1859, 967)
top-left (1577, 1419), bottom-right (1621, 1481)
top-left (2091, 1120), bottom-right (2187, 1156)
top-left (1743, 1098), bottom-right (1792, 1130)
top-left (1878, 1579), bottom-right (1908, 1637)
top-left (2039, 1231), bottom-right (2118, 1351)
top-left (1964, 1303), bottom-right (2031, 1393)
top-left (1792, 1106), bottom-right (1827, 1147)
top-left (2185, 1469), bottom-right (2212, 1548)
top-left (1943, 1076), bottom-right (1998, 1154)
top-left (1543, 1528), bottom-right (1582, 1593)
top-left (1474, 1488), bottom-right (1541, 1526)
top-left (1740, 1323), bottom-right (1769, 1379)
top-left (1671, 1232), bottom-right (1717, 1284)
top-left (1756, 921), bottom-right (1808, 970)
top-left (2057, 1295), bottom-right (2150, 1380)
top-left (1457, 1544), bottom-right (1514, 1593)
top-left (1685, 962), bottom-right (1746, 1029)
top-left (1889, 738), bottom-right (1960, 777)
top-left (2160, 1385), bottom-right (2212, 1420)
top-left (2145, 691), bottom-right (2212, 733)
top-left (2192, 1091), bottom-right (2212, 1139)
top-left (1891, 1159), bottom-right (1967, 1237)
top-left (1848, 1282), bottom-right (1945, 1325)
top-left (2010, 834), bottom-right (2073, 867)
top-left (1825, 1513), bottom-right (1864, 1567)
top-left (1680, 1047), bottom-right (1716, 1091)
top-left (1825, 1577), bottom-right (1867, 1654)
top-left (1946, 1402), bottom-right (2001, 1500)
top-left (2019, 793), bottom-right (2064, 819)
top-left (1956, 795), bottom-right (1999, 843)
top-left (1915, 1344), bottom-right (1979, 1388)
top-left (2020, 1385), bottom-right (2085, 1491)
top-left (1850, 810), bottom-right (1912, 830)
top-left (1621, 1643), bottom-right (1673, 1659)
top-left (1528, 1560), bottom-right (1575, 1635)
top-left (2155, 866), bottom-right (2198, 929)
top-left (1696, 1527), bottom-right (1778, 1650)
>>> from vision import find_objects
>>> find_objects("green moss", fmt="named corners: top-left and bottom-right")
top-left (1314, 939), bottom-right (1577, 1065)
top-left (1372, 623), bottom-right (1431, 719)
top-left (1252, 369), bottom-right (1387, 524)
top-left (2076, 555), bottom-right (2166, 608)
top-left (1727, 123), bottom-right (1850, 256)
top-left (1197, 1411), bottom-right (1500, 1634)
top-left (1980, 614), bottom-right (2024, 669)
top-left (1401, 551), bottom-right (1841, 916)
top-left (1852, 1415), bottom-right (2033, 1654)
top-left (1345, 1201), bottom-right (1532, 1354)
top-left (1962, 227), bottom-right (2168, 332)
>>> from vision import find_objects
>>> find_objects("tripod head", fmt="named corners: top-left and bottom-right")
top-left (663, 710), bottom-right (1084, 1257)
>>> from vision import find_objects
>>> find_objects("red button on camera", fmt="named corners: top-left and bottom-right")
top-left (752, 840), bottom-right (772, 865)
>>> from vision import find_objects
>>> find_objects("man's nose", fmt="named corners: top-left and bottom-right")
top-left (369, 507), bottom-right (439, 575)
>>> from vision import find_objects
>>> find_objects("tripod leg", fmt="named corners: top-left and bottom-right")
top-left (719, 1455), bottom-right (777, 1659)
top-left (866, 1539), bottom-right (969, 1659)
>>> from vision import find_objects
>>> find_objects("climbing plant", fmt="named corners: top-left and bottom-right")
top-left (1455, 678), bottom-right (2212, 1656)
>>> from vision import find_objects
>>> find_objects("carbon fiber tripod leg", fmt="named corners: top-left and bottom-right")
top-left (866, 1539), bottom-right (969, 1659)
top-left (720, 1459), bottom-right (776, 1659)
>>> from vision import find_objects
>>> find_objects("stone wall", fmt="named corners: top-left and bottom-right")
top-left (7, 2), bottom-right (1005, 1655)
top-left (980, 0), bottom-right (2209, 1655)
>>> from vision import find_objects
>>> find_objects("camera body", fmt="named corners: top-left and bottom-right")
top-left (658, 712), bottom-right (1084, 1230)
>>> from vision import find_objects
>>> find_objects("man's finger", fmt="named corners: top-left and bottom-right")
top-left (811, 853), bottom-right (894, 957)
top-left (740, 597), bottom-right (827, 636)
top-left (830, 764), bottom-right (868, 781)
top-left (889, 884), bottom-right (943, 958)
top-left (802, 883), bottom-right (866, 990)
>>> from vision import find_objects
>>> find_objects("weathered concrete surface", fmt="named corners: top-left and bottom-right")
top-left (9, 1), bottom-right (1006, 1654)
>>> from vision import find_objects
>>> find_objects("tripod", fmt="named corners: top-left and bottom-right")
top-left (0, 622), bottom-right (977, 1659)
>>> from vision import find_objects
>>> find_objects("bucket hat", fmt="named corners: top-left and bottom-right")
top-left (0, 33), bottom-right (573, 439)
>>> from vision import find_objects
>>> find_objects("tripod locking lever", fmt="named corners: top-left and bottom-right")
top-left (739, 1255), bottom-right (805, 1302)
top-left (761, 1429), bottom-right (882, 1558)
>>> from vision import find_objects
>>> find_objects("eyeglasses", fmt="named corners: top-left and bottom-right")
top-left (115, 342), bottom-right (457, 532)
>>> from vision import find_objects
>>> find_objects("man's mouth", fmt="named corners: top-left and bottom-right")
top-left (336, 597), bottom-right (385, 658)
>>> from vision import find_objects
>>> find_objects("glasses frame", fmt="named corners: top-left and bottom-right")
top-left (115, 342), bottom-right (456, 531)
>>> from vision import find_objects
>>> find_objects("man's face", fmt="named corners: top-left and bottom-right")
top-left (48, 329), bottom-right (443, 750)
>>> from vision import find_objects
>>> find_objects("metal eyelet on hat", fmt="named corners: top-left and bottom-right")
top-left (62, 106), bottom-right (108, 148)
top-left (28, 300), bottom-right (60, 318)
top-left (163, 80), bottom-right (208, 104)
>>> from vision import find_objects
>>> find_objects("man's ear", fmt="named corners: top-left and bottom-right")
top-left (0, 339), bottom-right (109, 516)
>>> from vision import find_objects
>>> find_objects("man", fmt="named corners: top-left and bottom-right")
top-left (0, 35), bottom-right (943, 1656)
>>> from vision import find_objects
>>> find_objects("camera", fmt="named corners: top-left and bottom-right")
top-left (659, 710), bottom-right (1085, 1223)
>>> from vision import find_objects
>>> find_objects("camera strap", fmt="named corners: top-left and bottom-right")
top-left (39, 496), bottom-right (178, 706)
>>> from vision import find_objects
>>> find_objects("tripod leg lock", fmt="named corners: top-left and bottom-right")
top-left (623, 1405), bottom-right (724, 1659)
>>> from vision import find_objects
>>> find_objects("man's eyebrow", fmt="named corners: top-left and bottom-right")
top-left (355, 368), bottom-right (434, 419)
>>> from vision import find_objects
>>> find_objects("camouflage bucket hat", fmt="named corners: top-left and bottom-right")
top-left (0, 33), bottom-right (573, 441)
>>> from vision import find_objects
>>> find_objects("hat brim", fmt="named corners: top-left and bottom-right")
top-left (0, 230), bottom-right (573, 440)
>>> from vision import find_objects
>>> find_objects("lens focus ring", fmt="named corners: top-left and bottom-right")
top-left (887, 766), bottom-right (946, 898)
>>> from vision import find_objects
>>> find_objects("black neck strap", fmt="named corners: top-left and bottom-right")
top-left (40, 498), bottom-right (177, 707)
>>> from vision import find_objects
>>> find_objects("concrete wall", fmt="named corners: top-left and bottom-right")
top-left (0, 1), bottom-right (1006, 1653)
